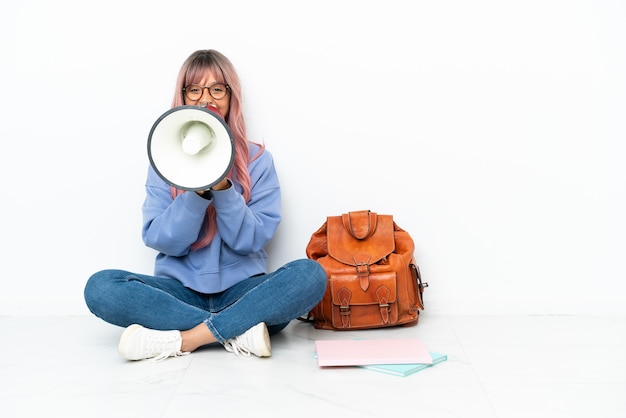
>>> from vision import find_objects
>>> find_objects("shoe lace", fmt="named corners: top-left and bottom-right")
top-left (223, 336), bottom-right (252, 357)
top-left (151, 350), bottom-right (190, 362)
top-left (143, 332), bottom-right (188, 362)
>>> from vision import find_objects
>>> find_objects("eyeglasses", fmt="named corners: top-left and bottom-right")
top-left (183, 83), bottom-right (230, 101)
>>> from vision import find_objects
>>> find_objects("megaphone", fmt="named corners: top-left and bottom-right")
top-left (147, 105), bottom-right (234, 191)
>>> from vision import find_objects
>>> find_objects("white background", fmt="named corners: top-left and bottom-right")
top-left (1, 0), bottom-right (624, 316)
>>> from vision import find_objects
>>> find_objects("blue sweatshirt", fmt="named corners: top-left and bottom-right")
top-left (142, 143), bottom-right (281, 293)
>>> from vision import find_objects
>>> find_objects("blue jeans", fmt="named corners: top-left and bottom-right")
top-left (84, 259), bottom-right (326, 343)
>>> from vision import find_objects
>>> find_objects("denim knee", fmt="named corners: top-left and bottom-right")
top-left (292, 258), bottom-right (327, 301)
top-left (83, 269), bottom-right (122, 315)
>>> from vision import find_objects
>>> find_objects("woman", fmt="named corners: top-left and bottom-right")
top-left (84, 49), bottom-right (327, 361)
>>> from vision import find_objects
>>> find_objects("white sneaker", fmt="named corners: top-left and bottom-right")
top-left (223, 322), bottom-right (271, 357)
top-left (118, 324), bottom-right (189, 361)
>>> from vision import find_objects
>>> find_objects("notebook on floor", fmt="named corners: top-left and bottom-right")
top-left (361, 352), bottom-right (448, 376)
top-left (314, 338), bottom-right (432, 367)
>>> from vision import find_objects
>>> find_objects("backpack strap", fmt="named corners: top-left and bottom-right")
top-left (342, 210), bottom-right (377, 240)
top-left (327, 211), bottom-right (395, 266)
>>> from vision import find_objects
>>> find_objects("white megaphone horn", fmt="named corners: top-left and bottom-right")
top-left (147, 105), bottom-right (235, 191)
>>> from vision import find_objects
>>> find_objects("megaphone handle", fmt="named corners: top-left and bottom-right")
top-left (197, 190), bottom-right (213, 199)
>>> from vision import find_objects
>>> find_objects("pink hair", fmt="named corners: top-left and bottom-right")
top-left (170, 49), bottom-right (264, 250)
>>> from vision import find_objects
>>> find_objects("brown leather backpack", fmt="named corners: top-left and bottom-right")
top-left (304, 210), bottom-right (427, 330)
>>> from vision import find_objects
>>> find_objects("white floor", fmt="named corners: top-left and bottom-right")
top-left (2, 315), bottom-right (625, 418)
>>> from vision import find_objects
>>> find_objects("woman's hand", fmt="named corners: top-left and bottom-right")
top-left (196, 178), bottom-right (231, 197)
top-left (211, 178), bottom-right (231, 191)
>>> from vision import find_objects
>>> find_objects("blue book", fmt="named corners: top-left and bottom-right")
top-left (360, 352), bottom-right (448, 377)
